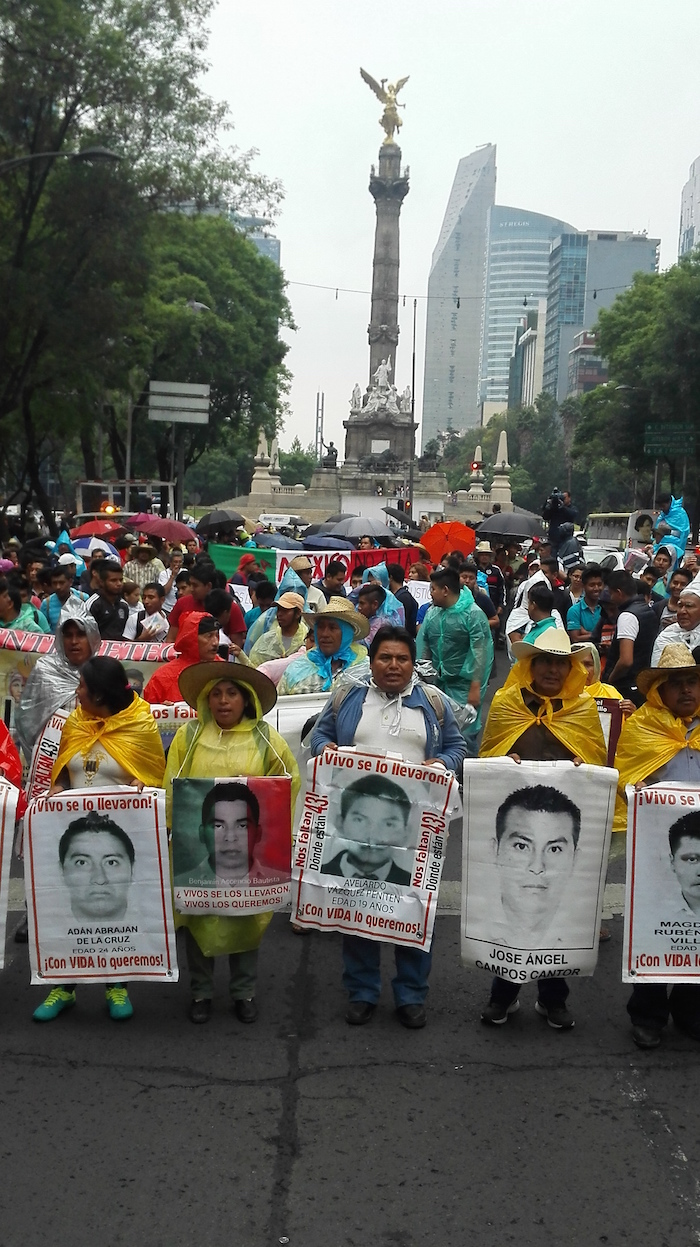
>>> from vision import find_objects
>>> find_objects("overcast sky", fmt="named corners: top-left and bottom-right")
top-left (205, 0), bottom-right (700, 452)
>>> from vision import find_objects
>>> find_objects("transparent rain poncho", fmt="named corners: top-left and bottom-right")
top-left (15, 599), bottom-right (100, 757)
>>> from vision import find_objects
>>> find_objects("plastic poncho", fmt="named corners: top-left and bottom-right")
top-left (612, 676), bottom-right (700, 831)
top-left (243, 568), bottom-right (308, 655)
top-left (653, 496), bottom-right (690, 565)
top-left (248, 618), bottom-right (308, 668)
top-left (143, 612), bottom-right (221, 704)
top-left (8, 602), bottom-right (51, 635)
top-left (0, 719), bottom-right (26, 816)
top-left (416, 586), bottom-right (494, 728)
top-left (277, 620), bottom-right (366, 695)
top-left (480, 655), bottom-right (607, 765)
top-left (164, 676), bottom-right (300, 957)
top-left (54, 529), bottom-right (87, 577)
top-left (581, 645), bottom-right (624, 702)
top-left (52, 693), bottom-right (165, 788)
top-left (361, 564), bottom-right (405, 626)
top-left (15, 600), bottom-right (101, 757)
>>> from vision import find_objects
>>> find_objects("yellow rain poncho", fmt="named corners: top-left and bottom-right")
top-left (164, 678), bottom-right (300, 957)
top-left (586, 681), bottom-right (623, 701)
top-left (51, 694), bottom-right (165, 788)
top-left (248, 620), bottom-right (308, 669)
top-left (612, 677), bottom-right (700, 831)
top-left (480, 655), bottom-right (607, 765)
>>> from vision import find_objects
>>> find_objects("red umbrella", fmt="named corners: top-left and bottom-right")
top-left (421, 521), bottom-right (476, 564)
top-left (127, 514), bottom-right (196, 544)
top-left (71, 519), bottom-right (125, 538)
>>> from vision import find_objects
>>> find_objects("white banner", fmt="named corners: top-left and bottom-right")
top-left (292, 748), bottom-right (460, 949)
top-left (623, 783), bottom-right (700, 983)
top-left (461, 759), bottom-right (616, 981)
top-left (172, 775), bottom-right (292, 914)
top-left (0, 781), bottom-right (19, 970)
top-left (26, 709), bottom-right (69, 802)
top-left (26, 787), bottom-right (178, 984)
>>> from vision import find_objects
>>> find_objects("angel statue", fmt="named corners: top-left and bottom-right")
top-left (360, 69), bottom-right (409, 144)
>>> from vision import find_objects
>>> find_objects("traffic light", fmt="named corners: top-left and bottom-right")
top-left (470, 460), bottom-right (481, 472)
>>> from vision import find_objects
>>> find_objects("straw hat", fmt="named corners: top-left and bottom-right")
top-left (178, 660), bottom-right (277, 715)
top-left (636, 644), bottom-right (698, 695)
top-left (302, 594), bottom-right (369, 640)
top-left (511, 628), bottom-right (582, 662)
top-left (290, 556), bottom-right (312, 572)
top-left (475, 541), bottom-right (493, 554)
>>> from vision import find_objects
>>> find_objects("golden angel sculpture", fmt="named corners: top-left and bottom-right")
top-left (360, 68), bottom-right (409, 144)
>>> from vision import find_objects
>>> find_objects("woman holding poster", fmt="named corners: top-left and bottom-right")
top-left (479, 630), bottom-right (606, 1031)
top-left (32, 656), bottom-right (166, 1022)
top-left (614, 644), bottom-right (700, 1049)
top-left (165, 661), bottom-right (299, 1025)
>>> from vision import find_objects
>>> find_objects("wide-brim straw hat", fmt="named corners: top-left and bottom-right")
top-left (637, 643), bottom-right (698, 695)
top-left (475, 540), bottom-right (493, 553)
top-left (178, 660), bottom-right (277, 715)
top-left (302, 594), bottom-right (369, 640)
top-left (511, 628), bottom-right (583, 662)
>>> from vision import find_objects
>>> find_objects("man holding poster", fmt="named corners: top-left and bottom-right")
top-left (310, 625), bottom-right (465, 1029)
top-left (615, 644), bottom-right (700, 1048)
top-left (478, 630), bottom-right (607, 1030)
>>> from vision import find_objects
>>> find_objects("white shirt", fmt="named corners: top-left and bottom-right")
top-left (505, 607), bottom-right (564, 663)
top-left (305, 584), bottom-right (326, 614)
top-left (159, 567), bottom-right (178, 613)
top-left (353, 683), bottom-right (427, 763)
top-left (67, 744), bottom-right (131, 788)
top-left (651, 621), bottom-right (700, 666)
top-left (616, 611), bottom-right (641, 642)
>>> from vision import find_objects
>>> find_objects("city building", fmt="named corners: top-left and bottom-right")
top-left (231, 213), bottom-right (281, 266)
top-left (542, 231), bottom-right (659, 401)
top-left (478, 206), bottom-right (576, 410)
top-left (679, 157), bottom-right (700, 258)
top-left (421, 145), bottom-right (496, 449)
top-left (567, 330), bottom-right (608, 396)
top-left (507, 298), bottom-right (547, 409)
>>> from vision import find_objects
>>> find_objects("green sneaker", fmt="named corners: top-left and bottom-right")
top-left (33, 987), bottom-right (76, 1022)
top-left (105, 985), bottom-right (134, 1021)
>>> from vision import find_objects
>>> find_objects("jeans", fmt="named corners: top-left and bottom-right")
top-left (184, 929), bottom-right (258, 1001)
top-left (627, 983), bottom-right (700, 1031)
top-left (342, 933), bottom-right (432, 1006)
top-left (490, 975), bottom-right (569, 1007)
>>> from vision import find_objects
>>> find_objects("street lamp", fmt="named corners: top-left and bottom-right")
top-left (0, 146), bottom-right (122, 175)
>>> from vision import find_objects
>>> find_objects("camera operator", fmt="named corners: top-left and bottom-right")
top-left (541, 488), bottom-right (577, 556)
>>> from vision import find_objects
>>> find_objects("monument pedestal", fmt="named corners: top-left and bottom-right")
top-left (305, 466), bottom-right (342, 512)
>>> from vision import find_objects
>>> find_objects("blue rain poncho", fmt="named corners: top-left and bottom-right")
top-left (416, 586), bottom-right (493, 730)
top-left (361, 563), bottom-right (405, 626)
top-left (653, 496), bottom-right (689, 565)
top-left (277, 619), bottom-right (366, 695)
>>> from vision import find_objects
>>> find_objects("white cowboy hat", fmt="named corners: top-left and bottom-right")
top-left (511, 628), bottom-right (583, 662)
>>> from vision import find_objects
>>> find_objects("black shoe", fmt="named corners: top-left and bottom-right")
top-left (346, 1001), bottom-right (376, 1026)
top-left (481, 998), bottom-right (520, 1026)
top-left (632, 1024), bottom-right (662, 1049)
top-left (189, 998), bottom-right (212, 1024)
top-left (396, 1003), bottom-right (427, 1029)
top-left (14, 915), bottom-right (28, 944)
top-left (535, 1000), bottom-right (575, 1030)
top-left (672, 1019), bottom-right (700, 1042)
top-left (233, 997), bottom-right (258, 1023)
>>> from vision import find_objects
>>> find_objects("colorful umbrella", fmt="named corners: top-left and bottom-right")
top-left (127, 515), bottom-right (195, 544)
top-left (71, 519), bottom-right (125, 538)
top-left (421, 521), bottom-right (476, 563)
top-left (72, 537), bottom-right (120, 558)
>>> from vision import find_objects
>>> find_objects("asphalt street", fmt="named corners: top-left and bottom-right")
top-left (2, 655), bottom-right (700, 1246)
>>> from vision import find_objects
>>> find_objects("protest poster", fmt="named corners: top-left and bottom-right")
top-left (461, 759), bottom-right (617, 981)
top-left (26, 709), bottom-right (69, 801)
top-left (626, 509), bottom-right (658, 549)
top-left (209, 544), bottom-right (423, 589)
top-left (0, 781), bottom-right (19, 970)
top-left (147, 702), bottom-right (198, 754)
top-left (594, 697), bottom-right (624, 767)
top-left (172, 775), bottom-right (293, 914)
top-left (623, 783), bottom-right (700, 984)
top-left (292, 748), bottom-right (459, 949)
top-left (26, 787), bottom-right (178, 985)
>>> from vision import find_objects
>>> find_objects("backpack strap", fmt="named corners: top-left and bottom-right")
top-left (330, 682), bottom-right (355, 715)
top-left (420, 682), bottom-right (445, 727)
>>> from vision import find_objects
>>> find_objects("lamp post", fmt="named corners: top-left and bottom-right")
top-left (0, 146), bottom-right (122, 175)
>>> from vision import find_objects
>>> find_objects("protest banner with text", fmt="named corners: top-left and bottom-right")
top-left (0, 781), bottom-right (19, 969)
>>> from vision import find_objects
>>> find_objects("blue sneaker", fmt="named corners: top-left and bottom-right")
top-left (105, 985), bottom-right (134, 1020)
top-left (33, 987), bottom-right (76, 1022)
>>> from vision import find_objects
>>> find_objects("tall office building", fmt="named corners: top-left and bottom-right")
top-left (679, 157), bottom-right (700, 257)
top-left (478, 207), bottom-right (576, 410)
top-left (542, 231), bottom-right (660, 401)
top-left (421, 145), bottom-right (496, 449)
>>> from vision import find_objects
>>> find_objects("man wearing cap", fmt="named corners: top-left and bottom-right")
top-left (41, 558), bottom-right (88, 632)
top-left (248, 592), bottom-right (307, 668)
top-left (277, 597), bottom-right (368, 695)
top-left (124, 542), bottom-right (165, 590)
top-left (289, 556), bottom-right (326, 613)
top-left (479, 629), bottom-right (606, 1030)
top-left (651, 583), bottom-right (700, 665)
top-left (614, 644), bottom-right (700, 1048)
top-left (474, 541), bottom-right (506, 618)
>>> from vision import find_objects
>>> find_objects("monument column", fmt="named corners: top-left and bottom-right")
top-left (367, 142), bottom-right (409, 384)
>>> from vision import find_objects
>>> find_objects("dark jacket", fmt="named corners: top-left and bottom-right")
top-left (542, 495), bottom-right (578, 547)
top-left (607, 597), bottom-right (658, 701)
top-left (320, 850), bottom-right (410, 886)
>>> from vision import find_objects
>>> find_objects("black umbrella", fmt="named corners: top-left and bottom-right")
top-left (477, 512), bottom-right (544, 540)
top-left (325, 512), bottom-right (357, 523)
top-left (196, 508), bottom-right (246, 534)
top-left (302, 535), bottom-right (355, 551)
top-left (382, 506), bottom-right (412, 526)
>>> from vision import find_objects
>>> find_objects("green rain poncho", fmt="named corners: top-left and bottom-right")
top-left (164, 677), bottom-right (300, 957)
top-left (416, 586), bottom-right (493, 729)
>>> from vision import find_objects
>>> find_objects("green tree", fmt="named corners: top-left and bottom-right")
top-left (278, 437), bottom-right (317, 488)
